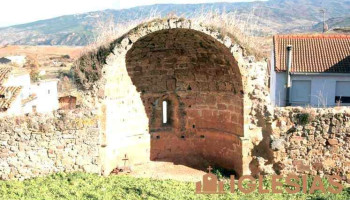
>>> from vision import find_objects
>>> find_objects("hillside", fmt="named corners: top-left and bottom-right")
top-left (0, 0), bottom-right (349, 46)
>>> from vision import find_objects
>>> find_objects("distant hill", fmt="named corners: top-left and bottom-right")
top-left (0, 0), bottom-right (349, 46)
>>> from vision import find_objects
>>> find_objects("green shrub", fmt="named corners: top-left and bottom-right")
top-left (296, 113), bottom-right (310, 126)
top-left (73, 38), bottom-right (121, 90)
top-left (212, 167), bottom-right (235, 180)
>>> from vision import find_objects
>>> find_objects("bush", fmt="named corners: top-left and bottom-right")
top-left (25, 56), bottom-right (41, 82)
top-left (73, 40), bottom-right (120, 89)
top-left (61, 55), bottom-right (70, 59)
top-left (30, 68), bottom-right (40, 82)
top-left (295, 113), bottom-right (310, 126)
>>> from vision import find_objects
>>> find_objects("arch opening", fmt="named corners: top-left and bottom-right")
top-left (124, 28), bottom-right (244, 175)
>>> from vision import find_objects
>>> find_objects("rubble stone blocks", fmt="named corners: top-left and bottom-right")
top-left (0, 110), bottom-right (101, 180)
top-left (271, 107), bottom-right (350, 181)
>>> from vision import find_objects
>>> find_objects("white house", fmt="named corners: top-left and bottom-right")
top-left (0, 67), bottom-right (59, 116)
top-left (270, 35), bottom-right (350, 107)
top-left (28, 80), bottom-right (59, 113)
top-left (5, 56), bottom-right (26, 67)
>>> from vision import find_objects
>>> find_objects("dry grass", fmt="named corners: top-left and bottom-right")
top-left (190, 9), bottom-right (271, 59)
top-left (84, 10), bottom-right (161, 53)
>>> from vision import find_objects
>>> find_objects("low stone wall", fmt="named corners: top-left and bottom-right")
top-left (270, 107), bottom-right (350, 181)
top-left (0, 110), bottom-right (101, 180)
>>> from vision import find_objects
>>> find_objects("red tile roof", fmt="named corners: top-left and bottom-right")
top-left (274, 34), bottom-right (350, 73)
top-left (0, 86), bottom-right (22, 111)
top-left (22, 94), bottom-right (37, 105)
top-left (0, 67), bottom-right (12, 85)
top-left (0, 67), bottom-right (22, 111)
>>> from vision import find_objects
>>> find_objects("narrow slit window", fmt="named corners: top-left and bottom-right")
top-left (162, 101), bottom-right (167, 124)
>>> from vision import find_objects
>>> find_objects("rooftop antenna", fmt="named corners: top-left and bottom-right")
top-left (320, 9), bottom-right (328, 33)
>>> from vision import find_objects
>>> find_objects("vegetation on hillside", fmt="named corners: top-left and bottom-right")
top-left (0, 0), bottom-right (349, 46)
top-left (0, 172), bottom-right (349, 200)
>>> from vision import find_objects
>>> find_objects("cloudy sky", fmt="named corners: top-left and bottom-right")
top-left (0, 0), bottom-right (263, 27)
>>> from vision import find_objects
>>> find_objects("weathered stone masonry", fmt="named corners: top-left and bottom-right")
top-left (0, 110), bottom-right (101, 180)
top-left (270, 107), bottom-right (350, 181)
top-left (98, 18), bottom-right (269, 177)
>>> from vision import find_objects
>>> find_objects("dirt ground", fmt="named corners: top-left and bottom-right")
top-left (0, 45), bottom-right (84, 81)
top-left (120, 161), bottom-right (207, 182)
top-left (0, 45), bottom-right (83, 59)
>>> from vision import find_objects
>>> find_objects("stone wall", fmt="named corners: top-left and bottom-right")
top-left (269, 107), bottom-right (350, 181)
top-left (0, 110), bottom-right (101, 180)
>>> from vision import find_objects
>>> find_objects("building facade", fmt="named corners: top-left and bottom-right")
top-left (270, 35), bottom-right (350, 107)
top-left (0, 67), bottom-right (58, 116)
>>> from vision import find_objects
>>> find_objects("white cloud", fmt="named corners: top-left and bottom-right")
top-left (0, 0), bottom-right (261, 27)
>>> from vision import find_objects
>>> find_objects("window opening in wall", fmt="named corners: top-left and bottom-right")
top-left (162, 101), bottom-right (167, 124)
top-left (335, 81), bottom-right (350, 104)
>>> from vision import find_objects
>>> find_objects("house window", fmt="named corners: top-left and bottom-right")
top-left (335, 81), bottom-right (350, 104)
top-left (291, 80), bottom-right (311, 104)
top-left (162, 101), bottom-right (167, 124)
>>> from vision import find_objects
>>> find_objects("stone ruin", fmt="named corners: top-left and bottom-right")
top-left (95, 18), bottom-right (271, 177)
top-left (1, 18), bottom-right (349, 181)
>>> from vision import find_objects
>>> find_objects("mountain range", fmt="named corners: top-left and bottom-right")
top-left (0, 0), bottom-right (349, 46)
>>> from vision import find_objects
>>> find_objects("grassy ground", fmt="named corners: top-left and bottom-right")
top-left (0, 173), bottom-right (349, 200)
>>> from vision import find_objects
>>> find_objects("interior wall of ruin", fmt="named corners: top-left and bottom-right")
top-left (125, 28), bottom-right (244, 175)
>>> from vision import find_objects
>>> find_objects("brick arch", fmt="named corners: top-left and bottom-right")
top-left (100, 18), bottom-right (248, 177)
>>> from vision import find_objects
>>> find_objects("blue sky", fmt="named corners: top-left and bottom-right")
top-left (0, 0), bottom-right (264, 27)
